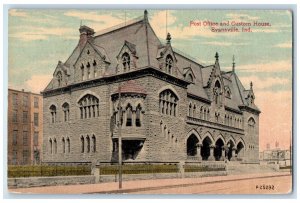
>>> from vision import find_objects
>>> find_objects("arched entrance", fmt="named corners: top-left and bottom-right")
top-left (186, 134), bottom-right (199, 156)
top-left (214, 138), bottom-right (225, 161)
top-left (226, 140), bottom-right (235, 161)
top-left (201, 136), bottom-right (213, 160)
top-left (236, 141), bottom-right (245, 160)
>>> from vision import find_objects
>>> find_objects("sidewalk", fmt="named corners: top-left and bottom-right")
top-left (9, 172), bottom-right (291, 194)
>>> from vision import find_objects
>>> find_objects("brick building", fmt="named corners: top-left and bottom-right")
top-left (8, 89), bottom-right (43, 165)
top-left (42, 10), bottom-right (260, 164)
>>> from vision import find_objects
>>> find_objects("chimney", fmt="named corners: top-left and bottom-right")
top-left (79, 25), bottom-right (95, 50)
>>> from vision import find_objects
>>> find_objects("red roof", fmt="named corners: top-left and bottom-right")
top-left (116, 80), bottom-right (146, 95)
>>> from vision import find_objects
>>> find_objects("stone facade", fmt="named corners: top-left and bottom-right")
top-left (42, 10), bottom-right (260, 164)
top-left (8, 89), bottom-right (43, 165)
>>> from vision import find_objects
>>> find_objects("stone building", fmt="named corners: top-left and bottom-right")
top-left (8, 89), bottom-right (43, 165)
top-left (42, 10), bottom-right (260, 164)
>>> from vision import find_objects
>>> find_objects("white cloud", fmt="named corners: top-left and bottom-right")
top-left (239, 75), bottom-right (290, 91)
top-left (25, 75), bottom-right (52, 93)
top-left (234, 60), bottom-right (292, 73)
top-left (201, 41), bottom-right (248, 47)
top-left (274, 42), bottom-right (292, 48)
top-left (9, 26), bottom-right (75, 41)
top-left (9, 9), bottom-right (28, 17)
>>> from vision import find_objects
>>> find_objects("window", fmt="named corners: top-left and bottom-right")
top-left (50, 105), bottom-right (57, 123)
top-left (13, 130), bottom-right (18, 145)
top-left (78, 94), bottom-right (99, 119)
top-left (165, 55), bottom-right (173, 74)
top-left (12, 110), bottom-right (18, 123)
top-left (34, 113), bottom-right (39, 126)
top-left (188, 103), bottom-right (192, 117)
top-left (34, 97), bottom-right (39, 108)
top-left (23, 95), bottom-right (28, 108)
top-left (62, 138), bottom-right (65, 154)
top-left (23, 150), bottom-right (29, 164)
top-left (49, 139), bottom-right (53, 154)
top-left (23, 111), bottom-right (28, 123)
top-left (57, 72), bottom-right (62, 87)
top-left (34, 132), bottom-right (39, 146)
top-left (81, 64), bottom-right (84, 81)
top-left (12, 93), bottom-right (18, 107)
top-left (92, 135), bottom-right (96, 152)
top-left (12, 150), bottom-right (17, 165)
top-left (23, 131), bottom-right (28, 146)
top-left (54, 138), bottom-right (57, 154)
top-left (62, 103), bottom-right (70, 122)
top-left (81, 136), bottom-right (84, 153)
top-left (86, 136), bottom-right (90, 153)
top-left (122, 52), bottom-right (130, 72)
top-left (67, 138), bottom-right (70, 153)
top-left (87, 62), bottom-right (91, 79)
top-left (248, 117), bottom-right (256, 135)
top-left (93, 60), bottom-right (97, 77)
top-left (213, 80), bottom-right (221, 105)
top-left (126, 104), bottom-right (133, 126)
top-left (159, 89), bottom-right (178, 116)
top-left (136, 105), bottom-right (142, 127)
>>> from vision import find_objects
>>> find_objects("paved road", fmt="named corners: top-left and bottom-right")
top-left (129, 175), bottom-right (292, 194)
top-left (9, 172), bottom-right (292, 195)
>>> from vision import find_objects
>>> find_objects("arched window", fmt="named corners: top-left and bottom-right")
top-left (50, 105), bottom-right (57, 123)
top-left (214, 80), bottom-right (221, 105)
top-left (87, 62), bottom-right (91, 79)
top-left (62, 137), bottom-right (65, 154)
top-left (57, 72), bottom-right (62, 87)
top-left (49, 139), bottom-right (53, 154)
top-left (188, 103), bottom-right (192, 117)
top-left (165, 55), bottom-right (173, 74)
top-left (54, 138), bottom-right (57, 154)
top-left (136, 104), bottom-right (142, 127)
top-left (78, 94), bottom-right (99, 119)
top-left (159, 89), bottom-right (178, 116)
top-left (193, 105), bottom-right (196, 118)
top-left (62, 103), bottom-right (70, 122)
top-left (126, 104), bottom-right (133, 126)
top-left (93, 60), bottom-right (97, 77)
top-left (67, 137), bottom-right (70, 153)
top-left (81, 136), bottom-right (84, 153)
top-left (86, 136), bottom-right (90, 153)
top-left (81, 64), bottom-right (84, 81)
top-left (122, 52), bottom-right (130, 72)
top-left (248, 117), bottom-right (256, 135)
top-left (92, 135), bottom-right (96, 152)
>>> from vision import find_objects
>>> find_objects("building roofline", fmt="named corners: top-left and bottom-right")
top-left (8, 88), bottom-right (42, 96)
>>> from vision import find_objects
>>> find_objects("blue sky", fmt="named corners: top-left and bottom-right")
top-left (8, 9), bottom-right (293, 150)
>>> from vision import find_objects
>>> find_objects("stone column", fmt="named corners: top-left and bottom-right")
top-left (220, 146), bottom-right (225, 161)
top-left (208, 145), bottom-right (215, 161)
top-left (231, 147), bottom-right (237, 161)
top-left (196, 143), bottom-right (203, 161)
top-left (122, 110), bottom-right (126, 127)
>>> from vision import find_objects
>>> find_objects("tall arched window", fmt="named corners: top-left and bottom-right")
top-left (159, 89), bottom-right (178, 116)
top-left (50, 105), bottom-right (57, 123)
top-left (126, 104), bottom-right (133, 126)
top-left (54, 138), bottom-right (57, 154)
top-left (122, 52), bottom-right (130, 72)
top-left (248, 117), bottom-right (256, 136)
top-left (81, 64), bottom-right (84, 81)
top-left (165, 55), bottom-right (173, 74)
top-left (67, 137), bottom-right (70, 153)
top-left (78, 94), bottom-right (99, 119)
top-left (57, 72), bottom-right (62, 87)
top-left (193, 105), bottom-right (196, 117)
top-left (188, 103), bottom-right (192, 117)
top-left (81, 136), bottom-right (84, 153)
top-left (214, 80), bottom-right (221, 105)
top-left (62, 103), bottom-right (70, 122)
top-left (62, 137), bottom-right (65, 154)
top-left (92, 135), bottom-right (96, 152)
top-left (86, 136), bottom-right (90, 153)
top-left (136, 104), bottom-right (142, 127)
top-left (87, 62), bottom-right (91, 79)
top-left (49, 139), bottom-right (53, 154)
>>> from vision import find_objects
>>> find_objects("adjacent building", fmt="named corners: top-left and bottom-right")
top-left (42, 10), bottom-right (260, 164)
top-left (8, 89), bottom-right (43, 165)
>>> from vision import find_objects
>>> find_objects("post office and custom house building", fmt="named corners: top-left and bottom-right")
top-left (42, 10), bottom-right (260, 164)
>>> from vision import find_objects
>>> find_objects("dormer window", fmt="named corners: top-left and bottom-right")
top-left (57, 72), bottom-right (62, 87)
top-left (187, 74), bottom-right (193, 83)
top-left (166, 55), bottom-right (173, 74)
top-left (224, 87), bottom-right (231, 99)
top-left (122, 52), bottom-right (130, 72)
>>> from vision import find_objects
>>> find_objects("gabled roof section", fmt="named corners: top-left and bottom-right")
top-left (202, 65), bottom-right (214, 88)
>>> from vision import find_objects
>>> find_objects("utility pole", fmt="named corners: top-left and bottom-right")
top-left (118, 82), bottom-right (122, 189)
